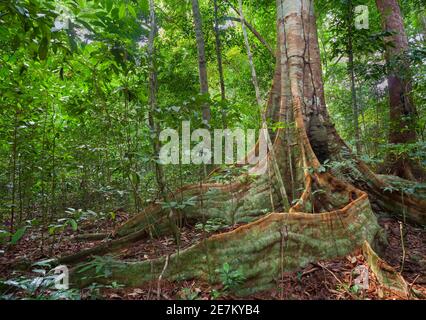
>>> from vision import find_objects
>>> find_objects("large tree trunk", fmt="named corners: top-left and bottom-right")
top-left (67, 0), bottom-right (426, 295)
top-left (376, 0), bottom-right (424, 181)
top-left (191, 0), bottom-right (211, 124)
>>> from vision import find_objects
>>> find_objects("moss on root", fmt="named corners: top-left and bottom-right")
top-left (116, 174), bottom-right (276, 238)
top-left (362, 241), bottom-right (410, 298)
top-left (71, 193), bottom-right (383, 296)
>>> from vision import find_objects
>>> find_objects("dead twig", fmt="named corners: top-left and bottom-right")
top-left (399, 222), bottom-right (406, 273)
top-left (157, 255), bottom-right (170, 300)
top-left (316, 262), bottom-right (357, 299)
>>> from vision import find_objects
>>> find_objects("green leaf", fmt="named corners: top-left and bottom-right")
top-left (0, 229), bottom-right (11, 237)
top-left (32, 259), bottom-right (55, 268)
top-left (130, 172), bottom-right (140, 186)
top-left (38, 37), bottom-right (49, 60)
top-left (223, 263), bottom-right (230, 272)
top-left (48, 226), bottom-right (57, 235)
top-left (127, 5), bottom-right (136, 18)
top-left (68, 219), bottom-right (78, 231)
top-left (105, 0), bottom-right (113, 12)
top-left (118, 3), bottom-right (126, 19)
top-left (77, 263), bottom-right (96, 273)
top-left (11, 227), bottom-right (27, 245)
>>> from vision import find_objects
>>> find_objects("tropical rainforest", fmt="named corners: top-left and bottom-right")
top-left (0, 0), bottom-right (425, 300)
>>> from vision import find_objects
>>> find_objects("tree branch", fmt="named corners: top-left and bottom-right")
top-left (222, 15), bottom-right (275, 57)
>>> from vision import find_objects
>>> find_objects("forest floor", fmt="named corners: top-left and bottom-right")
top-left (0, 212), bottom-right (425, 300)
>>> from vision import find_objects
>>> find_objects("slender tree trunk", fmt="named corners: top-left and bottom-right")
top-left (213, 0), bottom-right (227, 128)
top-left (9, 110), bottom-right (18, 235)
top-left (191, 0), bottom-right (211, 124)
top-left (148, 0), bottom-right (181, 243)
top-left (147, 0), bottom-right (166, 198)
top-left (347, 0), bottom-right (361, 154)
top-left (225, 16), bottom-right (275, 57)
top-left (224, 0), bottom-right (275, 57)
top-left (376, 0), bottom-right (423, 180)
top-left (238, 0), bottom-right (262, 106)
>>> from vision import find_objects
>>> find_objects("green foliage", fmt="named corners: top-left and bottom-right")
top-left (0, 225), bottom-right (30, 245)
top-left (82, 281), bottom-right (124, 300)
top-left (195, 218), bottom-right (229, 233)
top-left (296, 271), bottom-right (303, 284)
top-left (215, 262), bottom-right (246, 292)
top-left (10, 226), bottom-right (28, 245)
top-left (210, 289), bottom-right (221, 299)
top-left (0, 268), bottom-right (80, 300)
top-left (77, 255), bottom-right (125, 279)
top-left (160, 197), bottom-right (198, 211)
top-left (48, 218), bottom-right (78, 235)
top-left (0, 230), bottom-right (10, 244)
top-left (179, 287), bottom-right (200, 300)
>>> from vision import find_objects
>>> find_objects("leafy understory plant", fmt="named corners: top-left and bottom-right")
top-left (65, 208), bottom-right (115, 223)
top-left (0, 266), bottom-right (80, 300)
top-left (160, 197), bottom-right (198, 211)
top-left (0, 218), bottom-right (42, 246)
top-left (0, 227), bottom-right (28, 246)
top-left (179, 287), bottom-right (200, 300)
top-left (195, 218), bottom-right (229, 233)
top-left (77, 255), bottom-right (126, 279)
top-left (48, 218), bottom-right (78, 236)
top-left (210, 289), bottom-right (222, 300)
top-left (215, 262), bottom-right (246, 292)
top-left (82, 282), bottom-right (124, 300)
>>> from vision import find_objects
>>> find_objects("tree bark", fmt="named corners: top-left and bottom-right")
top-left (213, 0), bottom-right (227, 128)
top-left (347, 0), bottom-right (361, 154)
top-left (224, 0), bottom-right (275, 57)
top-left (191, 0), bottom-right (211, 124)
top-left (376, 0), bottom-right (423, 181)
top-left (238, 0), bottom-right (262, 106)
top-left (224, 16), bottom-right (275, 57)
top-left (147, 0), bottom-right (166, 198)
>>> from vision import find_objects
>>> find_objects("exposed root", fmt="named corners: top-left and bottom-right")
top-left (58, 163), bottom-right (279, 264)
top-left (71, 193), bottom-right (383, 295)
top-left (354, 163), bottom-right (426, 226)
top-left (74, 233), bottom-right (110, 241)
top-left (378, 153), bottom-right (425, 183)
top-left (326, 136), bottom-right (426, 226)
top-left (362, 241), bottom-right (411, 298)
top-left (57, 226), bottom-right (149, 265)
